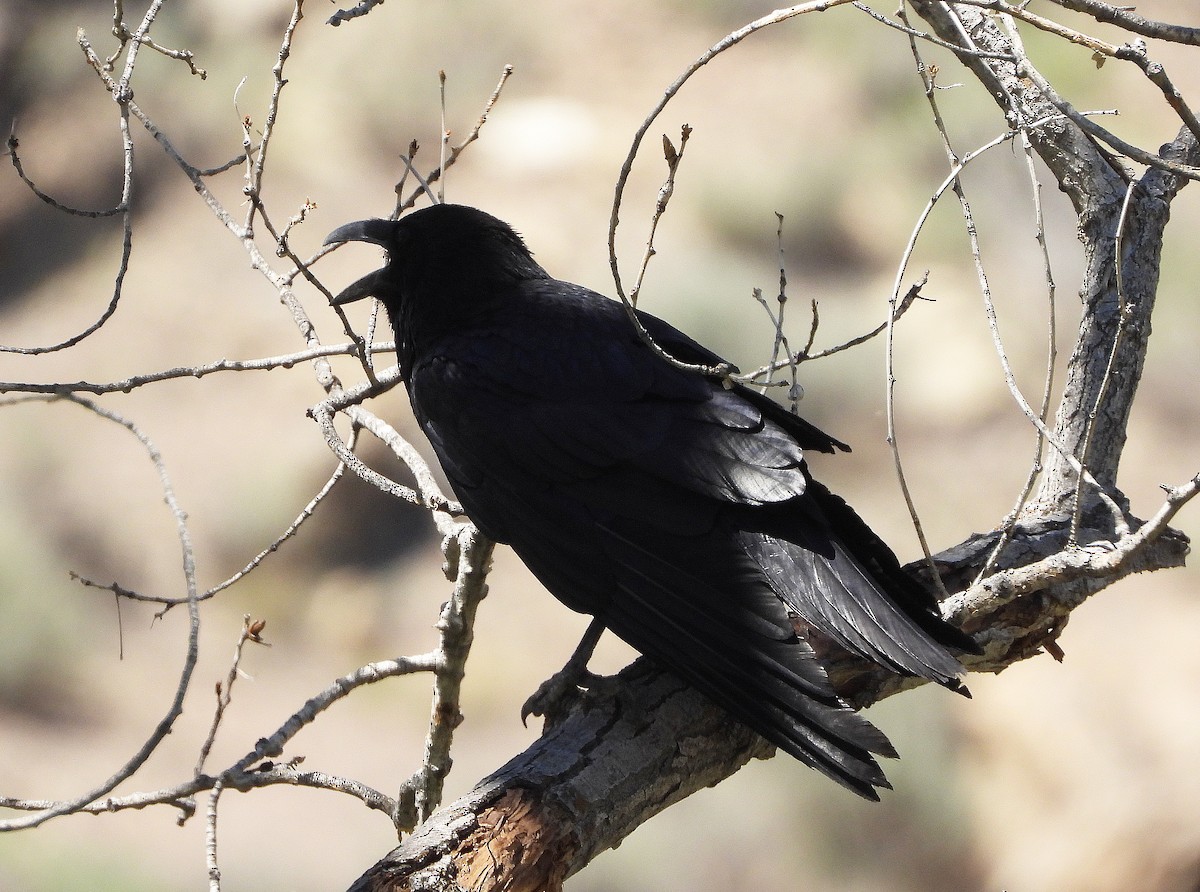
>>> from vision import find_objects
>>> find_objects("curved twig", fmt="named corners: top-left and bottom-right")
top-left (0, 395), bottom-right (201, 831)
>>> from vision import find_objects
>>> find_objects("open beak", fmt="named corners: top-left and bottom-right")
top-left (324, 219), bottom-right (396, 306)
top-left (329, 269), bottom-right (387, 306)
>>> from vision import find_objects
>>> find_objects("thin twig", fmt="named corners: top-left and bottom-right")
top-left (885, 37), bottom-right (1029, 593)
top-left (606, 0), bottom-right (1009, 386)
top-left (276, 198), bottom-right (318, 255)
top-left (114, 0), bottom-right (168, 99)
top-left (610, 0), bottom-right (857, 304)
top-left (0, 395), bottom-right (201, 832)
top-left (196, 149), bottom-right (256, 177)
top-left (0, 765), bottom-right (396, 821)
top-left (308, 398), bottom-right (461, 519)
top-left (742, 276), bottom-right (929, 382)
top-left (200, 435), bottom-right (361, 601)
top-left (128, 96), bottom-right (248, 234)
top-left (5, 134), bottom-right (123, 217)
top-left (883, 120), bottom-right (1117, 515)
top-left (900, 8), bottom-right (1004, 598)
top-left (773, 213), bottom-right (803, 409)
top-left (346, 405), bottom-right (463, 537)
top-left (196, 617), bottom-right (270, 777)
top-left (628, 126), bottom-right (692, 308)
top-left (244, 0), bottom-right (305, 237)
top-left (224, 655), bottom-right (440, 779)
top-left (751, 213), bottom-right (803, 409)
top-left (0, 342), bottom-right (397, 396)
top-left (438, 69), bottom-right (448, 204)
top-left (392, 139), bottom-right (419, 218)
top-left (109, 0), bottom-right (205, 78)
top-left (398, 153), bottom-right (437, 205)
top-left (394, 65), bottom-right (514, 215)
top-left (0, 32), bottom-right (136, 356)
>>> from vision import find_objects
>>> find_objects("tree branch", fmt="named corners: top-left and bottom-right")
top-left (909, 3), bottom-right (1200, 510)
top-left (349, 491), bottom-right (1193, 890)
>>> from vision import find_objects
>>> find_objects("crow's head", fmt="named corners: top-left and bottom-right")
top-left (323, 204), bottom-right (546, 314)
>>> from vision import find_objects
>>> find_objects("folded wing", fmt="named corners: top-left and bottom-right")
top-left (409, 280), bottom-right (970, 796)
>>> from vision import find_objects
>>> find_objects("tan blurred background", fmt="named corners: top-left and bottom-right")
top-left (1, 1), bottom-right (1198, 889)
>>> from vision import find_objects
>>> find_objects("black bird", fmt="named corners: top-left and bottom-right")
top-left (325, 204), bottom-right (975, 799)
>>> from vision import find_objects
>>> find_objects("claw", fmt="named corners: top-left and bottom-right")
top-left (520, 617), bottom-right (607, 727)
top-left (521, 665), bottom-right (600, 726)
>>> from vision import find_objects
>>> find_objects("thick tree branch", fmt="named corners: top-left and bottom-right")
top-left (910, 4), bottom-right (1200, 511)
top-left (348, 501), bottom-right (1192, 891)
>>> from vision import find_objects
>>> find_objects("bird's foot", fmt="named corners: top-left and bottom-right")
top-left (522, 617), bottom-right (609, 728)
top-left (521, 664), bottom-right (605, 728)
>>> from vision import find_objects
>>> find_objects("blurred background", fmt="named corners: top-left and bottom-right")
top-left (1, 1), bottom-right (1198, 889)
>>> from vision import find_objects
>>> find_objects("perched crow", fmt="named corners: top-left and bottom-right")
top-left (325, 204), bottom-right (975, 799)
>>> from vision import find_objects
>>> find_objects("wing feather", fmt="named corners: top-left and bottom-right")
top-left (404, 277), bottom-right (969, 796)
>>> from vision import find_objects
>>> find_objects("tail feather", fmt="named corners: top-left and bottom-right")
top-left (741, 528), bottom-right (965, 686)
top-left (598, 523), bottom-right (899, 798)
top-left (605, 585), bottom-right (894, 796)
top-left (805, 481), bottom-right (980, 655)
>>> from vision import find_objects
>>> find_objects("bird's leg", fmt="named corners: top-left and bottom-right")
top-left (521, 617), bottom-right (607, 727)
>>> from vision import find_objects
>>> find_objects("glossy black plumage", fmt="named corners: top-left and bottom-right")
top-left (325, 204), bottom-right (975, 798)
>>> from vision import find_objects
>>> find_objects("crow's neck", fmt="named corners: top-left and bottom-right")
top-left (389, 263), bottom-right (545, 380)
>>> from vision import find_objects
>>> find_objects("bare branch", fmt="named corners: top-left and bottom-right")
top-left (5, 133), bottom-right (123, 217)
top-left (628, 126), bottom-right (692, 308)
top-left (67, 430), bottom-right (356, 611)
top-left (224, 654), bottom-right (440, 781)
top-left (977, 15), bottom-right (1060, 580)
top-left (109, 3), bottom-right (207, 80)
top-left (196, 617), bottom-right (271, 777)
top-left (327, 0), bottom-right (386, 27)
top-left (399, 527), bottom-right (494, 830)
top-left (199, 439), bottom-right (360, 603)
top-left (393, 64), bottom-right (515, 216)
top-left (943, 474), bottom-right (1200, 628)
top-left (113, 0), bottom-right (171, 96)
top-left (0, 395), bottom-right (201, 831)
top-left (352, 474), bottom-right (1196, 889)
top-left (308, 384), bottom-right (463, 522)
top-left (0, 342), bottom-right (396, 396)
top-left (243, 0), bottom-right (305, 237)
top-left (609, 0), bottom-right (859, 308)
top-left (1046, 0), bottom-right (1200, 46)
top-left (345, 404), bottom-right (463, 536)
top-left (0, 32), bottom-right (136, 355)
top-left (206, 779), bottom-right (224, 892)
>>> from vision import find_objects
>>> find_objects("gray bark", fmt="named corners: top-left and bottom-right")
top-left (910, 1), bottom-right (1200, 511)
